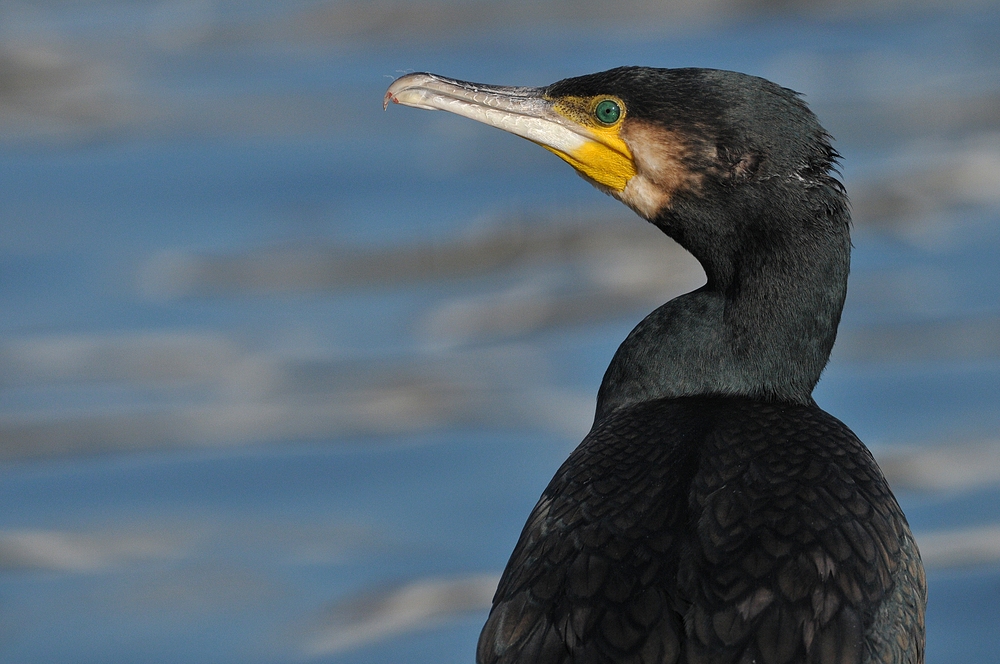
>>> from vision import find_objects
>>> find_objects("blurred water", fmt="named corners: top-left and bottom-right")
top-left (2, 1), bottom-right (1000, 662)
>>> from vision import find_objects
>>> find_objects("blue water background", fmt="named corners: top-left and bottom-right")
top-left (2, 2), bottom-right (1000, 662)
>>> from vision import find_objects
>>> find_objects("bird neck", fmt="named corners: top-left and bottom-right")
top-left (595, 209), bottom-right (850, 423)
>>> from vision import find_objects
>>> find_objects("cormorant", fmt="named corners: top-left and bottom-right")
top-left (384, 67), bottom-right (926, 664)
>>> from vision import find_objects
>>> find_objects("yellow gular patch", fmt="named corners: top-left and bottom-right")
top-left (543, 95), bottom-right (637, 192)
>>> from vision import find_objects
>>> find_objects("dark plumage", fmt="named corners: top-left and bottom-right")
top-left (386, 66), bottom-right (926, 664)
top-left (479, 397), bottom-right (925, 664)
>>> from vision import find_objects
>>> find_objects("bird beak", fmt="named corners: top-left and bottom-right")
top-left (384, 72), bottom-right (636, 192)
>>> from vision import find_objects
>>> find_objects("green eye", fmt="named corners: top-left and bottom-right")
top-left (594, 99), bottom-right (621, 125)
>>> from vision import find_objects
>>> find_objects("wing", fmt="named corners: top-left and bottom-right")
top-left (681, 400), bottom-right (925, 664)
top-left (477, 398), bottom-right (926, 664)
top-left (477, 399), bottom-right (709, 664)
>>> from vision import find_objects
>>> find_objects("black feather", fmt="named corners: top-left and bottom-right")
top-left (477, 67), bottom-right (926, 664)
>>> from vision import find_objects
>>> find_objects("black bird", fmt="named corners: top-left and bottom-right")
top-left (385, 67), bottom-right (926, 664)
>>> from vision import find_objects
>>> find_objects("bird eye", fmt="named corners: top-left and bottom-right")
top-left (594, 99), bottom-right (621, 125)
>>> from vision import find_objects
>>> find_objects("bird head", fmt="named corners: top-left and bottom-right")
top-left (385, 67), bottom-right (848, 287)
